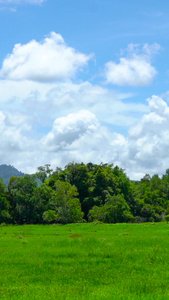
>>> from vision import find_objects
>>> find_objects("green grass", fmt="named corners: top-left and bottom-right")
top-left (0, 222), bottom-right (169, 299)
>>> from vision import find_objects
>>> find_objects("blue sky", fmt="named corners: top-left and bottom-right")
top-left (0, 0), bottom-right (169, 179)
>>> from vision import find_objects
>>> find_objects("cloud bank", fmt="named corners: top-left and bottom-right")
top-left (0, 34), bottom-right (166, 179)
top-left (0, 79), bottom-right (169, 180)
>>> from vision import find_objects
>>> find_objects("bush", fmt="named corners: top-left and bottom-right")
top-left (165, 214), bottom-right (169, 223)
top-left (43, 210), bottom-right (56, 223)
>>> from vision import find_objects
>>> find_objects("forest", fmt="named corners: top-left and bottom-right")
top-left (1, 162), bottom-right (169, 225)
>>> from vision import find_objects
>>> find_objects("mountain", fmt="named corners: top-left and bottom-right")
top-left (0, 164), bottom-right (24, 185)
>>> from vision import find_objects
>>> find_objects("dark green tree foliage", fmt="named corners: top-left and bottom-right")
top-left (50, 162), bottom-right (132, 220)
top-left (131, 174), bottom-right (167, 222)
top-left (48, 163), bottom-right (92, 219)
top-left (45, 180), bottom-right (84, 224)
top-left (1, 162), bottom-right (169, 224)
top-left (8, 175), bottom-right (38, 224)
top-left (30, 184), bottom-right (54, 223)
top-left (0, 178), bottom-right (11, 223)
top-left (88, 194), bottom-right (134, 223)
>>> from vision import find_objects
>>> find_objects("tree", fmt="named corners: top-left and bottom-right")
top-left (0, 178), bottom-right (11, 223)
top-left (30, 183), bottom-right (54, 223)
top-left (8, 175), bottom-right (38, 224)
top-left (131, 173), bottom-right (167, 222)
top-left (88, 194), bottom-right (134, 223)
top-left (36, 164), bottom-right (53, 183)
top-left (48, 180), bottom-right (84, 224)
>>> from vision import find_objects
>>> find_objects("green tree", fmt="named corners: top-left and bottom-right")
top-left (0, 178), bottom-right (11, 223)
top-left (88, 194), bottom-right (134, 223)
top-left (30, 183), bottom-right (54, 223)
top-left (8, 175), bottom-right (38, 224)
top-left (48, 180), bottom-right (84, 224)
top-left (36, 164), bottom-right (53, 183)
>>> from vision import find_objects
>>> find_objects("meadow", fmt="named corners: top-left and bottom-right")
top-left (0, 222), bottom-right (169, 300)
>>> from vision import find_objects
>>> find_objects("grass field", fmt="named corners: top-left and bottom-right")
top-left (0, 222), bottom-right (169, 300)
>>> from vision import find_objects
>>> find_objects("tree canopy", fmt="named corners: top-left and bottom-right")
top-left (0, 162), bottom-right (169, 224)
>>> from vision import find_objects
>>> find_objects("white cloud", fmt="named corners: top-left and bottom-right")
top-left (39, 95), bottom-right (169, 179)
top-left (42, 110), bottom-right (100, 151)
top-left (0, 110), bottom-right (32, 168)
top-left (105, 58), bottom-right (156, 86)
top-left (0, 34), bottom-right (168, 180)
top-left (125, 95), bottom-right (169, 178)
top-left (42, 110), bottom-right (127, 169)
top-left (0, 80), bottom-right (53, 102)
top-left (0, 111), bottom-right (5, 127)
top-left (0, 79), bottom-right (147, 128)
top-left (1, 93), bottom-right (169, 180)
top-left (0, 32), bottom-right (91, 82)
top-left (0, 107), bottom-right (128, 175)
top-left (44, 81), bottom-right (147, 127)
top-left (104, 44), bottom-right (159, 86)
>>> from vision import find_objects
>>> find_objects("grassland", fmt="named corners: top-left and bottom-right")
top-left (0, 222), bottom-right (169, 300)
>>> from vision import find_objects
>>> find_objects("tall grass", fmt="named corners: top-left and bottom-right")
top-left (0, 222), bottom-right (169, 299)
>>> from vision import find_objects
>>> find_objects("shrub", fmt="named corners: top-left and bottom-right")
top-left (165, 214), bottom-right (169, 223)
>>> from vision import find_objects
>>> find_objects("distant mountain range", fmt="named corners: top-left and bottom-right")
top-left (0, 164), bottom-right (24, 185)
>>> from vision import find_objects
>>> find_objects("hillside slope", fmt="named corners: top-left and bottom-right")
top-left (0, 164), bottom-right (24, 185)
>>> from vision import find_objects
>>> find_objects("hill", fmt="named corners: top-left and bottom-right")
top-left (0, 164), bottom-right (24, 185)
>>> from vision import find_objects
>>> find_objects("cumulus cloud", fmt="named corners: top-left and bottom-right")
top-left (125, 95), bottom-right (169, 178)
top-left (42, 110), bottom-right (100, 151)
top-left (0, 32), bottom-right (91, 82)
top-left (104, 44), bottom-right (160, 86)
top-left (44, 81), bottom-right (148, 127)
top-left (41, 96), bottom-right (169, 180)
top-left (105, 58), bottom-right (156, 86)
top-left (41, 94), bottom-right (169, 180)
top-left (0, 106), bottom-right (128, 175)
top-left (29, 95), bottom-right (169, 179)
top-left (1, 93), bottom-right (169, 180)
top-left (0, 33), bottom-right (168, 180)
top-left (0, 77), bottom-right (133, 173)
top-left (42, 110), bottom-right (127, 168)
top-left (0, 80), bottom-right (147, 128)
top-left (0, 109), bottom-right (32, 167)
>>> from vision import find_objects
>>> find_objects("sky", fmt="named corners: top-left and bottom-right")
top-left (0, 0), bottom-right (169, 180)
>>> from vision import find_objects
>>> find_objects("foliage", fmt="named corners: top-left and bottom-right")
top-left (88, 194), bottom-right (134, 223)
top-left (1, 162), bottom-right (169, 224)
top-left (0, 178), bottom-right (11, 223)
top-left (8, 175), bottom-right (38, 224)
top-left (48, 180), bottom-right (84, 224)
top-left (42, 210), bottom-right (57, 223)
top-left (165, 214), bottom-right (169, 222)
top-left (36, 164), bottom-right (53, 183)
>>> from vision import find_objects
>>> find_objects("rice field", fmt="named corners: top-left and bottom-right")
top-left (0, 222), bottom-right (169, 299)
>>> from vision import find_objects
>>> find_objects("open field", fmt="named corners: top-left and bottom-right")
top-left (0, 222), bottom-right (169, 300)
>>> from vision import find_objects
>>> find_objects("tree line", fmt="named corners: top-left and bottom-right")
top-left (1, 162), bottom-right (169, 224)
